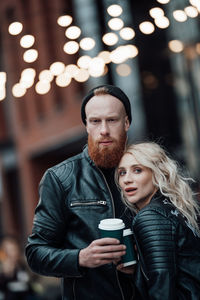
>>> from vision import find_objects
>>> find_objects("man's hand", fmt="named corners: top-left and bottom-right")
top-left (79, 238), bottom-right (126, 268)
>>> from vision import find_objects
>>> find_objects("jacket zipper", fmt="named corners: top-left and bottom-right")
top-left (70, 200), bottom-right (107, 207)
top-left (98, 168), bottom-right (126, 300)
top-left (97, 168), bottom-right (115, 217)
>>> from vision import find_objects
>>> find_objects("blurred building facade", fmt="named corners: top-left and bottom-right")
top-left (0, 0), bottom-right (199, 244)
top-left (0, 0), bottom-right (88, 241)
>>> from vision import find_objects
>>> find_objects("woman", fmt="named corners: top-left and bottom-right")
top-left (115, 142), bottom-right (200, 300)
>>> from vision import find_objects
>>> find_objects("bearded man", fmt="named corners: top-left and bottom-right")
top-left (26, 85), bottom-right (135, 300)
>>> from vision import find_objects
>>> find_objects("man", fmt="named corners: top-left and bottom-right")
top-left (26, 84), bottom-right (135, 300)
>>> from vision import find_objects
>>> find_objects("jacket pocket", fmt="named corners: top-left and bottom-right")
top-left (70, 200), bottom-right (107, 207)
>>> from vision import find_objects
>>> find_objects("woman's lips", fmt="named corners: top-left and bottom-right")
top-left (125, 187), bottom-right (137, 196)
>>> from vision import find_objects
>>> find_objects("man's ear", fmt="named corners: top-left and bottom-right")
top-left (125, 116), bottom-right (130, 132)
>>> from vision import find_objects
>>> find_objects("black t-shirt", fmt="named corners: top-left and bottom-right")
top-left (100, 167), bottom-right (132, 228)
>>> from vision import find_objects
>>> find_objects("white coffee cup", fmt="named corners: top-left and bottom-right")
top-left (98, 218), bottom-right (125, 242)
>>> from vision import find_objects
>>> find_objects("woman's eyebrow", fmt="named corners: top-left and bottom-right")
top-left (118, 164), bottom-right (141, 169)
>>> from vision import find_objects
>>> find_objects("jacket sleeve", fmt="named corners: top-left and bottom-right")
top-left (133, 209), bottom-right (177, 300)
top-left (25, 169), bottom-right (83, 278)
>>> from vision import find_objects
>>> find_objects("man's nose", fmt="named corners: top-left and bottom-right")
top-left (100, 121), bottom-right (109, 135)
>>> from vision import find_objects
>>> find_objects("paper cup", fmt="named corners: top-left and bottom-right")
top-left (98, 218), bottom-right (125, 243)
top-left (121, 228), bottom-right (137, 267)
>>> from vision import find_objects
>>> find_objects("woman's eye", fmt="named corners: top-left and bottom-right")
top-left (134, 168), bottom-right (142, 173)
top-left (118, 170), bottom-right (126, 176)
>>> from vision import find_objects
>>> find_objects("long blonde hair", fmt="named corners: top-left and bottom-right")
top-left (116, 142), bottom-right (200, 235)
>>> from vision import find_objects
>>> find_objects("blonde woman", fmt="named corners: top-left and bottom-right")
top-left (116, 142), bottom-right (200, 300)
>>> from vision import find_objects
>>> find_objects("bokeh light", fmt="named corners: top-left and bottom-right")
top-left (23, 49), bottom-right (38, 63)
top-left (63, 41), bottom-right (79, 54)
top-left (107, 4), bottom-right (123, 17)
top-left (168, 40), bottom-right (184, 53)
top-left (102, 32), bottom-right (118, 46)
top-left (184, 6), bottom-right (198, 18)
top-left (98, 51), bottom-right (111, 64)
top-left (126, 45), bottom-right (139, 58)
top-left (149, 7), bottom-right (165, 19)
top-left (39, 70), bottom-right (54, 82)
top-left (57, 15), bottom-right (73, 27)
top-left (12, 83), bottom-right (26, 97)
top-left (65, 64), bottom-right (79, 77)
top-left (0, 72), bottom-right (6, 101)
top-left (55, 73), bottom-right (71, 87)
top-left (116, 64), bottom-right (131, 77)
top-left (77, 56), bottom-right (92, 69)
top-left (88, 57), bottom-right (105, 77)
top-left (108, 18), bottom-right (124, 31)
top-left (79, 38), bottom-right (95, 51)
top-left (173, 10), bottom-right (187, 22)
top-left (20, 68), bottom-right (36, 88)
top-left (65, 26), bottom-right (81, 39)
top-left (8, 22), bottom-right (23, 35)
top-left (20, 35), bottom-right (35, 48)
top-left (154, 16), bottom-right (170, 29)
top-left (139, 21), bottom-right (155, 34)
top-left (119, 27), bottom-right (135, 40)
top-left (35, 81), bottom-right (51, 94)
top-left (74, 68), bottom-right (89, 82)
top-left (156, 0), bottom-right (170, 3)
top-left (49, 62), bottom-right (65, 76)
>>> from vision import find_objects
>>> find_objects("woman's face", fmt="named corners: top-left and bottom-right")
top-left (118, 153), bottom-right (157, 210)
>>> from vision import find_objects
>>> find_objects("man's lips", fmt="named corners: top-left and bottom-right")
top-left (99, 140), bottom-right (113, 146)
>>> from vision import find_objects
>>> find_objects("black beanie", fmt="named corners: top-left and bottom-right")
top-left (81, 84), bottom-right (132, 125)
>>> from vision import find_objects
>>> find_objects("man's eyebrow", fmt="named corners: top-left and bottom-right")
top-left (88, 116), bottom-right (100, 119)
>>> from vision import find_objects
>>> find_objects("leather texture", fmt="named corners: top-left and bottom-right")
top-left (26, 146), bottom-right (134, 300)
top-left (132, 193), bottom-right (200, 300)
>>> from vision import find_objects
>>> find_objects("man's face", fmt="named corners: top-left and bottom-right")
top-left (85, 94), bottom-right (130, 168)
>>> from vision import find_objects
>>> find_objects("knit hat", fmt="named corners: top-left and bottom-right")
top-left (81, 84), bottom-right (132, 125)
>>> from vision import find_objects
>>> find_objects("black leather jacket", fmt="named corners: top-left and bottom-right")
top-left (26, 146), bottom-right (134, 300)
top-left (132, 193), bottom-right (200, 300)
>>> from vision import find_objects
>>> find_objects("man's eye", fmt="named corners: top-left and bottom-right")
top-left (91, 119), bottom-right (100, 124)
top-left (108, 118), bottom-right (116, 122)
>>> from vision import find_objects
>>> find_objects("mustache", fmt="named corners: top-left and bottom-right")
top-left (97, 138), bottom-right (115, 143)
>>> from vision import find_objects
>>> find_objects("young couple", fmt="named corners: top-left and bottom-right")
top-left (26, 84), bottom-right (200, 300)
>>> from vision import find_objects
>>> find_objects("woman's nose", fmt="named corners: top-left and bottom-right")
top-left (123, 172), bottom-right (133, 184)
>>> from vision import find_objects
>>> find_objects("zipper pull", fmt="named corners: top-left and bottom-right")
top-left (98, 200), bottom-right (107, 205)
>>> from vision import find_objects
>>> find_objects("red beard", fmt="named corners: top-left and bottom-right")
top-left (88, 133), bottom-right (127, 169)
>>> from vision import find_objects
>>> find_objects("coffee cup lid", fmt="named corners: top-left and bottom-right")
top-left (123, 228), bottom-right (133, 236)
top-left (98, 218), bottom-right (125, 230)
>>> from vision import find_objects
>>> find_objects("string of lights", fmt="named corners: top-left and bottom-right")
top-left (0, 0), bottom-right (200, 100)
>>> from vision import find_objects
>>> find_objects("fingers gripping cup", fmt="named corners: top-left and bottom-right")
top-left (121, 229), bottom-right (137, 267)
top-left (98, 218), bottom-right (125, 243)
